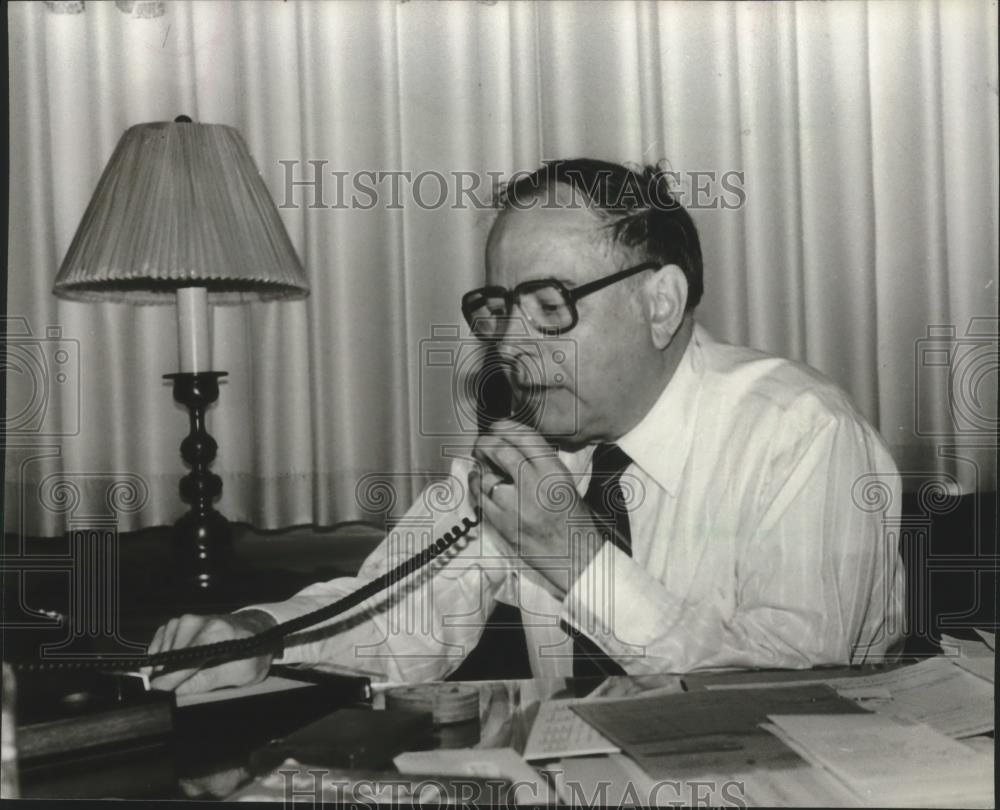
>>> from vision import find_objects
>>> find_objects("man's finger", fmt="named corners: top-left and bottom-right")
top-left (170, 616), bottom-right (209, 653)
top-left (157, 615), bottom-right (203, 668)
top-left (153, 618), bottom-right (181, 670)
top-left (147, 624), bottom-right (166, 657)
top-left (150, 666), bottom-right (199, 693)
top-left (469, 467), bottom-right (509, 509)
top-left (174, 667), bottom-right (221, 696)
top-left (480, 480), bottom-right (518, 533)
top-left (481, 423), bottom-right (558, 471)
top-left (472, 442), bottom-right (530, 481)
top-left (160, 617), bottom-right (180, 649)
top-left (480, 492), bottom-right (513, 548)
top-left (467, 468), bottom-right (481, 509)
top-left (486, 479), bottom-right (516, 507)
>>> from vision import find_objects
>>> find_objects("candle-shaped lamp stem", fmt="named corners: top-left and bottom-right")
top-left (176, 287), bottom-right (211, 373)
top-left (169, 287), bottom-right (229, 596)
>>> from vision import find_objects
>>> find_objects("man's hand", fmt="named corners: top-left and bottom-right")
top-left (468, 419), bottom-right (604, 597)
top-left (146, 610), bottom-right (276, 695)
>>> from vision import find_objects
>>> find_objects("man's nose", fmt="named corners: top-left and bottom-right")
top-left (494, 315), bottom-right (536, 361)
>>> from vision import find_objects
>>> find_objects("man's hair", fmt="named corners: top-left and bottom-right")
top-left (497, 158), bottom-right (703, 310)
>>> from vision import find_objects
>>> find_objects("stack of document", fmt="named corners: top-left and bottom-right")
top-left (571, 684), bottom-right (867, 778)
top-left (828, 657), bottom-right (994, 739)
top-left (764, 713), bottom-right (994, 808)
top-left (940, 631), bottom-right (995, 685)
top-left (569, 669), bottom-right (994, 807)
top-left (695, 655), bottom-right (995, 740)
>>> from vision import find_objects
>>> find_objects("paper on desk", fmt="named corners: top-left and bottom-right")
top-left (736, 760), bottom-right (862, 807)
top-left (571, 684), bottom-right (866, 780)
top-left (951, 656), bottom-right (995, 684)
top-left (974, 628), bottom-right (995, 651)
top-left (703, 658), bottom-right (994, 738)
top-left (962, 735), bottom-right (996, 756)
top-left (120, 670), bottom-right (151, 691)
top-left (825, 657), bottom-right (994, 738)
top-left (765, 714), bottom-right (994, 807)
top-left (393, 748), bottom-right (552, 806)
top-left (174, 674), bottom-right (312, 707)
top-left (940, 632), bottom-right (994, 658)
top-left (553, 751), bottom-right (860, 807)
top-left (522, 698), bottom-right (621, 761)
top-left (552, 754), bottom-right (651, 808)
top-left (940, 633), bottom-right (995, 683)
top-left (554, 753), bottom-right (759, 807)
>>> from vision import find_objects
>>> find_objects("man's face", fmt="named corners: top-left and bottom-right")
top-left (484, 201), bottom-right (651, 449)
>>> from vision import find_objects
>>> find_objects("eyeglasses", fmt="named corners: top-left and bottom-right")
top-left (461, 261), bottom-right (660, 340)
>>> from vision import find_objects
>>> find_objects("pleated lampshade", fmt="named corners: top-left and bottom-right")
top-left (53, 121), bottom-right (309, 304)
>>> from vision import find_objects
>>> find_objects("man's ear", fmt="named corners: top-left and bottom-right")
top-left (643, 264), bottom-right (688, 350)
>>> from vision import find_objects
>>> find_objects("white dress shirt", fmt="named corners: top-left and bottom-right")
top-left (251, 323), bottom-right (906, 681)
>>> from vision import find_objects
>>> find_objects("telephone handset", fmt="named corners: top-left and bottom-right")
top-left (11, 350), bottom-right (516, 675)
top-left (476, 343), bottom-right (514, 432)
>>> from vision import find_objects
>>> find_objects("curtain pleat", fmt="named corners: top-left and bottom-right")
top-left (5, 0), bottom-right (997, 538)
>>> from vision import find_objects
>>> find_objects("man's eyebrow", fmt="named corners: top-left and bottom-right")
top-left (521, 275), bottom-right (576, 287)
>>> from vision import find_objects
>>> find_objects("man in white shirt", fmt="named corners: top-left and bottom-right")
top-left (149, 159), bottom-right (906, 693)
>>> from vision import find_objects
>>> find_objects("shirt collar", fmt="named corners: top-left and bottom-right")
top-left (612, 322), bottom-right (707, 496)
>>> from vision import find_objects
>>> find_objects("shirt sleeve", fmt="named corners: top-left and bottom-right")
top-left (561, 413), bottom-right (907, 674)
top-left (240, 459), bottom-right (514, 683)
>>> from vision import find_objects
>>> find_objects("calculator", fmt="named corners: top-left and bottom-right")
top-left (522, 698), bottom-right (621, 761)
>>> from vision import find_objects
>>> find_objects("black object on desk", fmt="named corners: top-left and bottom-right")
top-left (16, 669), bottom-right (173, 763)
top-left (15, 668), bottom-right (373, 799)
top-left (3, 518), bottom-right (381, 798)
top-left (249, 707), bottom-right (434, 775)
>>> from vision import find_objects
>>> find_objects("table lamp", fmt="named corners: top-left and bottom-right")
top-left (53, 117), bottom-right (309, 595)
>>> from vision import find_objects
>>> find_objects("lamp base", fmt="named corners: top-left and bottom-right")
top-left (164, 372), bottom-right (233, 597)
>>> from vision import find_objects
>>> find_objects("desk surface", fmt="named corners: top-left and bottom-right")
top-left (13, 663), bottom-right (995, 803)
top-left (16, 673), bottom-right (586, 800)
top-left (6, 521), bottom-right (994, 802)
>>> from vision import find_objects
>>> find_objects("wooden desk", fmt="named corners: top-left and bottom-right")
top-left (15, 669), bottom-right (374, 799)
top-left (12, 673), bottom-right (587, 801)
top-left (3, 522), bottom-right (381, 799)
top-left (12, 664), bottom-right (994, 802)
top-left (6, 521), bottom-right (993, 802)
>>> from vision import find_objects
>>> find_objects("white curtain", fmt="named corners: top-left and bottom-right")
top-left (6, 0), bottom-right (997, 537)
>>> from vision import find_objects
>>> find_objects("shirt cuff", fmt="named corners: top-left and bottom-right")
top-left (560, 542), bottom-right (686, 670)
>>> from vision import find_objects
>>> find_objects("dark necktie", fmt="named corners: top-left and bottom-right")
top-left (572, 443), bottom-right (633, 680)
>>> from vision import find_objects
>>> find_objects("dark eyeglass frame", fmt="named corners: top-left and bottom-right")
top-left (462, 261), bottom-right (660, 339)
